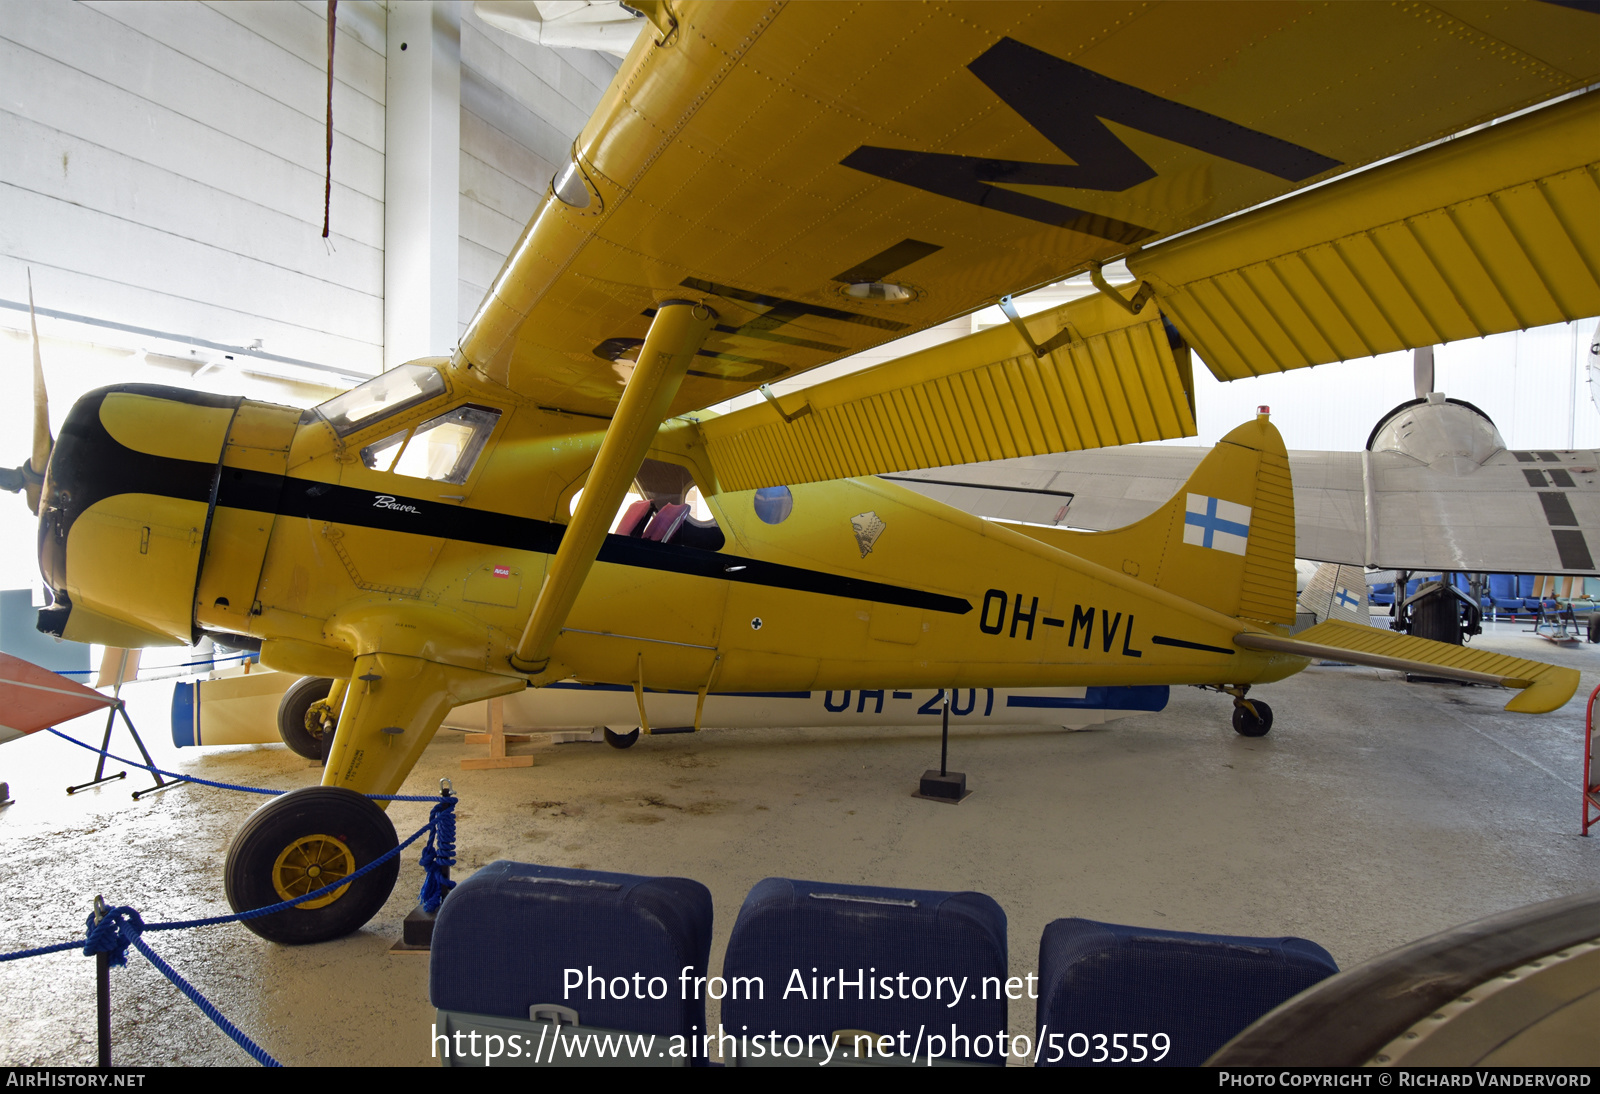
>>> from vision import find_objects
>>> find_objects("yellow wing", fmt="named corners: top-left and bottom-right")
top-left (454, 1), bottom-right (1600, 419)
top-left (1129, 90), bottom-right (1600, 381)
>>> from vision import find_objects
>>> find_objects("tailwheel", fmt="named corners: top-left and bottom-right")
top-left (604, 726), bottom-right (641, 750)
top-left (225, 786), bottom-right (399, 944)
top-left (1232, 699), bottom-right (1274, 738)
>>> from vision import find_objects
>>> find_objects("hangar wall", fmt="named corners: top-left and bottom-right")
top-left (0, 0), bottom-right (617, 380)
top-left (0, 0), bottom-right (618, 596)
top-left (458, 4), bottom-right (619, 336)
top-left (0, 0), bottom-right (390, 373)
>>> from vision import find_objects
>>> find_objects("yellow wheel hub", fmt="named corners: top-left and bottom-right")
top-left (271, 834), bottom-right (355, 909)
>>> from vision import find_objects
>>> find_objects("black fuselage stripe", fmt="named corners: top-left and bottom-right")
top-left (44, 386), bottom-right (970, 617)
top-left (218, 473), bottom-right (973, 615)
top-left (1150, 635), bottom-right (1235, 655)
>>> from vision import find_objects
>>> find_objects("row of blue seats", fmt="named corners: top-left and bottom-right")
top-left (430, 861), bottom-right (1338, 1067)
top-left (1369, 573), bottom-right (1589, 617)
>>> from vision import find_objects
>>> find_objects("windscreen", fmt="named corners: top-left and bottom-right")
top-left (315, 364), bottom-right (446, 437)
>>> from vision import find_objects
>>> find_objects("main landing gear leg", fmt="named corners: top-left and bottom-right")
top-left (226, 652), bottom-right (519, 944)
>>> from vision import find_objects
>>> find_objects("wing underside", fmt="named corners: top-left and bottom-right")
top-left (889, 445), bottom-right (1600, 576)
top-left (453, 1), bottom-right (1600, 421)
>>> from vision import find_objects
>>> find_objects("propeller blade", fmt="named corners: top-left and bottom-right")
top-left (1413, 344), bottom-right (1435, 400)
top-left (25, 270), bottom-right (52, 515)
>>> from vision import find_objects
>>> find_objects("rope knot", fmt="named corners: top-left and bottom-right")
top-left (83, 905), bottom-right (145, 968)
top-left (418, 796), bottom-right (457, 913)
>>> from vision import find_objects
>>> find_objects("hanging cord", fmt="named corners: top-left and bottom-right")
top-left (322, 0), bottom-right (338, 239)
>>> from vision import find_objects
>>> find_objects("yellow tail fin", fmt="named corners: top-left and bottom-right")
top-left (1009, 412), bottom-right (1298, 627)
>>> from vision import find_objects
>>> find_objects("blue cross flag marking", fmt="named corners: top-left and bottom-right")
top-left (1335, 587), bottom-right (1360, 609)
top-left (1183, 493), bottom-right (1252, 556)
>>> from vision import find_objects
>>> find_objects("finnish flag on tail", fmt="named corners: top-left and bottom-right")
top-left (1183, 493), bottom-right (1251, 555)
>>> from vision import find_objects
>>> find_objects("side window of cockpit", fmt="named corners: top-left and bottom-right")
top-left (358, 405), bottom-right (501, 485)
top-left (361, 430), bottom-right (406, 472)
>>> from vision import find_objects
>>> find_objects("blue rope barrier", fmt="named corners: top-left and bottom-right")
top-left (0, 805), bottom-right (453, 1065)
top-left (151, 819), bottom-right (437, 932)
top-left (43, 727), bottom-right (451, 802)
top-left (0, 938), bottom-right (85, 963)
top-left (55, 651), bottom-right (258, 677)
top-left (4, 729), bottom-right (466, 1065)
top-left (2, 813), bottom-right (441, 961)
top-left (127, 931), bottom-right (280, 1066)
top-left (82, 905), bottom-right (279, 1066)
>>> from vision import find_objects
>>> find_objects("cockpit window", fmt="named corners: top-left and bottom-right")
top-left (316, 363), bottom-right (446, 437)
top-left (567, 458), bottom-right (726, 550)
top-left (359, 405), bottom-right (501, 485)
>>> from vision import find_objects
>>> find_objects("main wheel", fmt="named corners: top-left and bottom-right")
top-left (1232, 700), bottom-right (1274, 737)
top-left (225, 786), bottom-right (399, 944)
top-left (1409, 587), bottom-right (1461, 644)
top-left (604, 727), bottom-right (641, 750)
top-left (278, 676), bottom-right (335, 761)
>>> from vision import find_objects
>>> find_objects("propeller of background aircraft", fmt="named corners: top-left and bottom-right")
top-left (1, 271), bottom-right (54, 515)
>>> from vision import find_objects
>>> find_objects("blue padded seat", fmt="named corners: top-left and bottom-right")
top-left (1516, 574), bottom-right (1558, 614)
top-left (1035, 918), bottom-right (1338, 1067)
top-left (430, 861), bottom-right (714, 1044)
top-left (721, 878), bottom-right (1008, 1064)
top-left (1488, 573), bottom-right (1523, 617)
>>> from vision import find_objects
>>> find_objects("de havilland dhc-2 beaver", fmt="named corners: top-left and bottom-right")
top-left (8, 2), bottom-right (1598, 943)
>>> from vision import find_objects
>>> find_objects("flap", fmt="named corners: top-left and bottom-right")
top-left (699, 292), bottom-right (1194, 491)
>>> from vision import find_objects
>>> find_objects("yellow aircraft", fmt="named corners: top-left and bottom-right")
top-left (14, 2), bottom-right (1600, 944)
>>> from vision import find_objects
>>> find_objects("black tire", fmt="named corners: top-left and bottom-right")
top-left (604, 727), bottom-right (641, 750)
top-left (1232, 700), bottom-right (1273, 737)
top-left (278, 676), bottom-right (334, 761)
top-left (225, 786), bottom-right (399, 945)
top-left (1409, 588), bottom-right (1461, 644)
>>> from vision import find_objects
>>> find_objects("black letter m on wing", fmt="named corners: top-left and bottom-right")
top-left (841, 38), bottom-right (1341, 244)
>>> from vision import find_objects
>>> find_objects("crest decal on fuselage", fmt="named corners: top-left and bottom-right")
top-left (851, 511), bottom-right (886, 557)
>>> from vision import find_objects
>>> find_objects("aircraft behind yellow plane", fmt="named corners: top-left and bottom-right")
top-left (13, 2), bottom-right (1600, 943)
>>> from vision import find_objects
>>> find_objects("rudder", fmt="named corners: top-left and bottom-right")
top-left (1010, 411), bottom-right (1298, 627)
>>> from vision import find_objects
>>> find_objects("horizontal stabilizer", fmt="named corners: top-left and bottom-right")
top-left (700, 292), bottom-right (1194, 492)
top-left (1234, 620), bottom-right (1578, 713)
top-left (1130, 91), bottom-right (1600, 380)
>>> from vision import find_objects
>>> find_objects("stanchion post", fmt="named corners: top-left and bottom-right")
top-left (915, 688), bottom-right (970, 803)
top-left (93, 895), bottom-right (110, 1068)
top-left (940, 690), bottom-right (949, 776)
top-left (392, 778), bottom-right (455, 954)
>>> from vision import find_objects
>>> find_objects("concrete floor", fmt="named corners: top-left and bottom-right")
top-left (1, 621), bottom-right (1596, 1066)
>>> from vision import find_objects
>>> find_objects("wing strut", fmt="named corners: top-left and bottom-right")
top-left (511, 299), bottom-right (717, 675)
